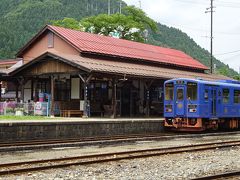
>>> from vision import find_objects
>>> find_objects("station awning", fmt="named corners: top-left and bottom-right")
top-left (10, 50), bottom-right (231, 81)
top-left (53, 52), bottom-right (230, 81)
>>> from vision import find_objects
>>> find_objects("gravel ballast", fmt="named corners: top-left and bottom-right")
top-left (1, 139), bottom-right (240, 179)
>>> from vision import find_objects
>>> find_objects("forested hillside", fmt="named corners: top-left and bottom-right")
top-left (148, 24), bottom-right (238, 78)
top-left (0, 0), bottom-right (238, 77)
top-left (0, 0), bottom-right (125, 58)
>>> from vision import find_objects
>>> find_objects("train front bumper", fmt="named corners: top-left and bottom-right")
top-left (164, 117), bottom-right (204, 131)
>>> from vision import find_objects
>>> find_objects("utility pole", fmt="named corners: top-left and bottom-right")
top-left (210, 0), bottom-right (213, 74)
top-left (205, 0), bottom-right (215, 74)
top-left (108, 0), bottom-right (111, 15)
top-left (86, 1), bottom-right (89, 12)
top-left (139, 0), bottom-right (142, 9)
top-left (119, 1), bottom-right (122, 14)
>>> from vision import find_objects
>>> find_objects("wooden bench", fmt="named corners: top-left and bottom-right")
top-left (61, 110), bottom-right (83, 117)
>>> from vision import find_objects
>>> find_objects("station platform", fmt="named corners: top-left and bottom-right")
top-left (0, 118), bottom-right (164, 143)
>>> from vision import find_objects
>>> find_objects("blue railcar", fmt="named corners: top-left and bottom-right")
top-left (164, 78), bottom-right (240, 131)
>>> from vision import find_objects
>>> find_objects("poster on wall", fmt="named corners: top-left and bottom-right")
top-left (71, 78), bottom-right (80, 99)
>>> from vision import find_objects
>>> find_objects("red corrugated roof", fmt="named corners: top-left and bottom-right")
top-left (20, 25), bottom-right (209, 70)
top-left (0, 59), bottom-right (19, 64)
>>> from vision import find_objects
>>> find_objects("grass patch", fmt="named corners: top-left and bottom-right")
top-left (0, 115), bottom-right (54, 120)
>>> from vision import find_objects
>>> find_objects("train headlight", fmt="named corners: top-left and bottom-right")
top-left (165, 105), bottom-right (173, 112)
top-left (188, 104), bottom-right (197, 113)
top-left (189, 118), bottom-right (197, 126)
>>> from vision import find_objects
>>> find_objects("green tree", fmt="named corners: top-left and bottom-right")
top-left (81, 6), bottom-right (157, 42)
top-left (122, 6), bottom-right (158, 32)
top-left (52, 6), bottom-right (158, 42)
top-left (233, 75), bottom-right (240, 80)
top-left (52, 18), bottom-right (80, 30)
top-left (0, 0), bottom-right (239, 79)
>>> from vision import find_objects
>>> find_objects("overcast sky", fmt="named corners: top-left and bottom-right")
top-left (123, 0), bottom-right (240, 73)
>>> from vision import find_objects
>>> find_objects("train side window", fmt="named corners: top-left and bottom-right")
top-left (234, 90), bottom-right (240, 104)
top-left (204, 89), bottom-right (208, 100)
top-left (223, 89), bottom-right (229, 103)
top-left (165, 83), bottom-right (174, 100)
top-left (187, 82), bottom-right (197, 100)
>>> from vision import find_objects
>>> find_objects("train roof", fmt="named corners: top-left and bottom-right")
top-left (165, 78), bottom-right (240, 88)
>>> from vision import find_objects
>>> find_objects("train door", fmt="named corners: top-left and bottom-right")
top-left (212, 89), bottom-right (217, 116)
top-left (210, 87), bottom-right (218, 117)
top-left (175, 86), bottom-right (185, 116)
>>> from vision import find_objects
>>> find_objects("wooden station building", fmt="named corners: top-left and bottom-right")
top-left (0, 25), bottom-right (230, 118)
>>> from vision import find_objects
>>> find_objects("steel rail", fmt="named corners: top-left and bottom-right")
top-left (192, 171), bottom-right (240, 179)
top-left (0, 140), bottom-right (240, 176)
top-left (0, 133), bottom-right (168, 147)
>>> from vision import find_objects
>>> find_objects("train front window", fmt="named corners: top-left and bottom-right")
top-left (165, 83), bottom-right (174, 100)
top-left (177, 89), bottom-right (184, 100)
top-left (223, 89), bottom-right (229, 103)
top-left (187, 82), bottom-right (197, 100)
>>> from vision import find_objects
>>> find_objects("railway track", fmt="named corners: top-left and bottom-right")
top-left (0, 133), bottom-right (169, 147)
top-left (192, 171), bottom-right (240, 179)
top-left (1, 139), bottom-right (240, 176)
top-left (1, 131), bottom-right (240, 151)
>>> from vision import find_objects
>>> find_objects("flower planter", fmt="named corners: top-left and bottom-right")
top-left (15, 110), bottom-right (23, 116)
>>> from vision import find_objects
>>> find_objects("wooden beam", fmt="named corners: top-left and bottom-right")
top-left (78, 73), bottom-right (93, 83)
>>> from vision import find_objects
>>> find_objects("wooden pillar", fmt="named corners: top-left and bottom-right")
top-left (21, 82), bottom-right (24, 103)
top-left (50, 75), bottom-right (55, 117)
top-left (79, 74), bottom-right (92, 118)
top-left (34, 78), bottom-right (39, 101)
top-left (144, 80), bottom-right (154, 117)
top-left (31, 79), bottom-right (34, 100)
top-left (16, 82), bottom-right (19, 102)
top-left (83, 82), bottom-right (88, 117)
top-left (146, 89), bottom-right (150, 117)
top-left (0, 82), bottom-right (2, 101)
top-left (17, 78), bottom-right (25, 103)
top-left (111, 78), bottom-right (117, 118)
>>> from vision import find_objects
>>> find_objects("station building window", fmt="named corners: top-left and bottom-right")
top-left (54, 79), bottom-right (70, 101)
top-left (37, 80), bottom-right (50, 94)
top-left (48, 32), bottom-right (54, 48)
top-left (88, 81), bottom-right (109, 103)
